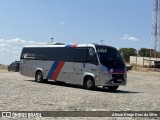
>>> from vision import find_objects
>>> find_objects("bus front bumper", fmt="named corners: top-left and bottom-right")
top-left (104, 79), bottom-right (127, 86)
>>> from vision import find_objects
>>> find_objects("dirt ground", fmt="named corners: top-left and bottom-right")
top-left (0, 68), bottom-right (160, 120)
top-left (132, 66), bottom-right (160, 72)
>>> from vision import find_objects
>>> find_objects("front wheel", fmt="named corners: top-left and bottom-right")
top-left (108, 86), bottom-right (119, 91)
top-left (35, 71), bottom-right (45, 83)
top-left (84, 77), bottom-right (95, 90)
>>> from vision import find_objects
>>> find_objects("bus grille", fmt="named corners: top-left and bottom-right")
top-left (111, 74), bottom-right (124, 83)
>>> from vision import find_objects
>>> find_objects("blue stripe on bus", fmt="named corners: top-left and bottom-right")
top-left (47, 61), bottom-right (59, 79)
top-left (65, 44), bottom-right (72, 47)
top-left (47, 44), bottom-right (77, 80)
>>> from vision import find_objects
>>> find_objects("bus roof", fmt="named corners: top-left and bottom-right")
top-left (24, 43), bottom-right (93, 48)
top-left (23, 43), bottom-right (116, 49)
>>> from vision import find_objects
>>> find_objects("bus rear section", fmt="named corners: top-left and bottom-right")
top-left (20, 44), bottom-right (127, 91)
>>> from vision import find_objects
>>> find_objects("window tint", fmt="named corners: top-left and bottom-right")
top-left (38, 47), bottom-right (75, 62)
top-left (21, 47), bottom-right (75, 62)
top-left (74, 48), bottom-right (87, 62)
top-left (10, 63), bottom-right (14, 67)
top-left (21, 48), bottom-right (37, 59)
top-left (10, 62), bottom-right (17, 67)
top-left (21, 47), bottom-right (98, 65)
top-left (87, 48), bottom-right (99, 65)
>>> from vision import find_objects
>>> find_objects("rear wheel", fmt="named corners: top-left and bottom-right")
top-left (35, 71), bottom-right (45, 83)
top-left (108, 86), bottom-right (119, 91)
top-left (84, 77), bottom-right (95, 90)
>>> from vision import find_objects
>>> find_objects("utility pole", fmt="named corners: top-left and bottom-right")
top-left (151, 0), bottom-right (160, 58)
top-left (51, 37), bottom-right (54, 43)
top-left (100, 40), bottom-right (104, 45)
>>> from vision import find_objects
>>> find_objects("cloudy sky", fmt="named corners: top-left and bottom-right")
top-left (0, 0), bottom-right (153, 64)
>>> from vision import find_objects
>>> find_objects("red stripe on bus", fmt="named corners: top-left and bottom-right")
top-left (51, 61), bottom-right (65, 80)
top-left (50, 44), bottom-right (77, 80)
top-left (71, 44), bottom-right (77, 47)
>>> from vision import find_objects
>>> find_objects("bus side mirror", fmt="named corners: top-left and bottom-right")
top-left (89, 49), bottom-right (96, 56)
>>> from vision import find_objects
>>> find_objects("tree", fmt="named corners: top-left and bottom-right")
top-left (157, 52), bottom-right (160, 58)
top-left (138, 48), bottom-right (153, 57)
top-left (119, 48), bottom-right (137, 62)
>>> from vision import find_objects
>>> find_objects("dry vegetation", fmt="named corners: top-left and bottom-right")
top-left (0, 64), bottom-right (8, 73)
top-left (0, 64), bottom-right (7, 69)
top-left (132, 66), bottom-right (160, 72)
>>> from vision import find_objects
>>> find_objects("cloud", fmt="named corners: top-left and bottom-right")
top-left (59, 21), bottom-right (65, 25)
top-left (121, 34), bottom-right (139, 41)
top-left (0, 38), bottom-right (40, 65)
top-left (0, 38), bottom-right (37, 45)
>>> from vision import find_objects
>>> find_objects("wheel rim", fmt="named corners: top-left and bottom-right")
top-left (37, 74), bottom-right (41, 82)
top-left (87, 79), bottom-right (93, 88)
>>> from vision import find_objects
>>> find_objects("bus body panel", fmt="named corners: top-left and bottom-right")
top-left (20, 59), bottom-right (53, 78)
top-left (98, 64), bottom-right (127, 86)
top-left (73, 62), bottom-right (99, 85)
top-left (20, 44), bottom-right (127, 87)
top-left (47, 61), bottom-right (74, 83)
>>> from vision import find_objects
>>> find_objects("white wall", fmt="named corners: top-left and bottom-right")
top-left (130, 56), bottom-right (160, 66)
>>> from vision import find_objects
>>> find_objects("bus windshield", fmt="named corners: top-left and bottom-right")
top-left (96, 46), bottom-right (125, 69)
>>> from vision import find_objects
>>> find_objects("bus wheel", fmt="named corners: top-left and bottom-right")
top-left (108, 86), bottom-right (119, 91)
top-left (35, 71), bottom-right (44, 83)
top-left (84, 77), bottom-right (95, 90)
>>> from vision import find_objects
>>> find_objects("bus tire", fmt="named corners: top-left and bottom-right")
top-left (84, 77), bottom-right (95, 90)
top-left (35, 71), bottom-right (45, 83)
top-left (108, 86), bottom-right (119, 91)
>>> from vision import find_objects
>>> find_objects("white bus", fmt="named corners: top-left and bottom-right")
top-left (20, 43), bottom-right (127, 91)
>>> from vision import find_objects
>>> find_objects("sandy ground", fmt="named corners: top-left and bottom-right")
top-left (0, 69), bottom-right (8, 73)
top-left (0, 69), bottom-right (160, 120)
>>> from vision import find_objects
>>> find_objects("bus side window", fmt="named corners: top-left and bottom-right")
top-left (74, 48), bottom-right (87, 62)
top-left (21, 48), bottom-right (36, 60)
top-left (87, 48), bottom-right (99, 65)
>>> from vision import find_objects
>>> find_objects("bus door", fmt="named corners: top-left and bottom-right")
top-left (73, 48), bottom-right (88, 84)
top-left (73, 47), bottom-right (99, 85)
